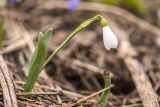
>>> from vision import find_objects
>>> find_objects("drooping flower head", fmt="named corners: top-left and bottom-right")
top-left (103, 26), bottom-right (118, 50)
top-left (100, 17), bottom-right (118, 50)
top-left (68, 0), bottom-right (80, 12)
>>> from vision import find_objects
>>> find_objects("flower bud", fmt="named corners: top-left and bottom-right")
top-left (103, 26), bottom-right (118, 50)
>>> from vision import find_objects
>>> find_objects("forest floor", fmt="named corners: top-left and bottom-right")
top-left (0, 0), bottom-right (160, 107)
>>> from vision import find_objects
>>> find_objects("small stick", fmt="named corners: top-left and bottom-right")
top-left (17, 92), bottom-right (59, 96)
top-left (70, 85), bottom-right (113, 107)
top-left (0, 52), bottom-right (18, 107)
top-left (18, 100), bottom-right (41, 107)
top-left (0, 92), bottom-right (59, 96)
top-left (119, 41), bottom-right (159, 107)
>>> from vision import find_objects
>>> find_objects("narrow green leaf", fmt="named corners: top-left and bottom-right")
top-left (99, 71), bottom-right (111, 107)
top-left (0, 17), bottom-right (3, 48)
top-left (24, 28), bottom-right (53, 92)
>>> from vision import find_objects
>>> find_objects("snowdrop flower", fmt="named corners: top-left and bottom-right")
top-left (102, 26), bottom-right (118, 50)
top-left (68, 0), bottom-right (80, 12)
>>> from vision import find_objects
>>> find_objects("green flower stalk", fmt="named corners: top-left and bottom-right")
top-left (24, 15), bottom-right (118, 92)
top-left (41, 15), bottom-right (106, 70)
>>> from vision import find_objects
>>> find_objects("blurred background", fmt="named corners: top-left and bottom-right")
top-left (0, 0), bottom-right (160, 106)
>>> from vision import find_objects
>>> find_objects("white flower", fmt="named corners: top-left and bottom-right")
top-left (103, 26), bottom-right (118, 50)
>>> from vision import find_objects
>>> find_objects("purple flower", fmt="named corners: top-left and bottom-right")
top-left (9, 0), bottom-right (22, 4)
top-left (68, 0), bottom-right (80, 12)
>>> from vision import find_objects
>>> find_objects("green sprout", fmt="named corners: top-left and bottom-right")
top-left (24, 29), bottom-right (53, 92)
top-left (24, 15), bottom-right (111, 92)
top-left (0, 17), bottom-right (3, 48)
top-left (99, 71), bottom-right (111, 107)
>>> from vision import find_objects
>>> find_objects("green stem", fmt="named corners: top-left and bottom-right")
top-left (0, 17), bottom-right (3, 48)
top-left (41, 15), bottom-right (104, 70)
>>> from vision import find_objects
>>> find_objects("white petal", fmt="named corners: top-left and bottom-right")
top-left (103, 26), bottom-right (118, 50)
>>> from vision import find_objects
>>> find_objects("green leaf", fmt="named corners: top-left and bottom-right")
top-left (0, 17), bottom-right (3, 48)
top-left (99, 71), bottom-right (111, 107)
top-left (101, 0), bottom-right (120, 5)
top-left (24, 28), bottom-right (53, 92)
top-left (102, 0), bottom-right (146, 16)
top-left (78, 104), bottom-right (84, 107)
top-left (120, 0), bottom-right (146, 16)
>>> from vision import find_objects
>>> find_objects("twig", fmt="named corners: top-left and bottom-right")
top-left (2, 19), bottom-right (36, 54)
top-left (119, 40), bottom-right (159, 107)
top-left (18, 100), bottom-right (42, 107)
top-left (70, 85), bottom-right (113, 107)
top-left (70, 59), bottom-right (114, 78)
top-left (17, 92), bottom-right (59, 96)
top-left (0, 92), bottom-right (59, 96)
top-left (0, 52), bottom-right (18, 107)
top-left (18, 81), bottom-right (97, 106)
top-left (15, 80), bottom-right (96, 103)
